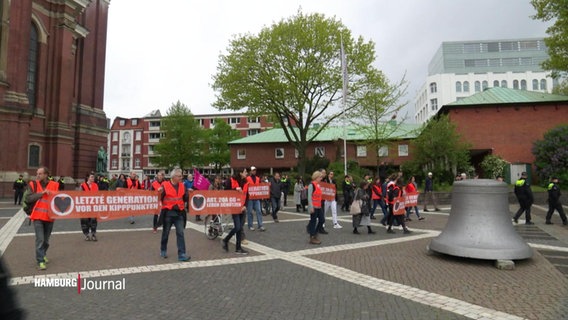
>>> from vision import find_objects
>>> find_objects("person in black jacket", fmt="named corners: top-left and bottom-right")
top-left (13, 175), bottom-right (25, 205)
top-left (545, 177), bottom-right (567, 225)
top-left (513, 172), bottom-right (534, 225)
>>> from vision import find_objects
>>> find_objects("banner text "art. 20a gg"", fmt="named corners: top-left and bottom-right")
top-left (47, 190), bottom-right (161, 221)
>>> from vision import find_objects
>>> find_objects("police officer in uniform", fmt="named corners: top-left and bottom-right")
top-left (545, 177), bottom-right (567, 225)
top-left (513, 172), bottom-right (534, 225)
top-left (13, 175), bottom-right (25, 205)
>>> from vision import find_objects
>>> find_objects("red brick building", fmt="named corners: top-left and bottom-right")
top-left (0, 0), bottom-right (110, 197)
top-left (440, 87), bottom-right (568, 181)
top-left (228, 124), bottom-right (420, 175)
top-left (107, 111), bottom-right (274, 178)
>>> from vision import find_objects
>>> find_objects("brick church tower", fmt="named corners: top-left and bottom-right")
top-left (0, 0), bottom-right (110, 196)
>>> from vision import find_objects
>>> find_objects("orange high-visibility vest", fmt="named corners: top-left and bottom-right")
top-left (81, 182), bottom-right (99, 192)
top-left (162, 181), bottom-right (185, 210)
top-left (30, 180), bottom-right (60, 222)
top-left (311, 182), bottom-right (322, 208)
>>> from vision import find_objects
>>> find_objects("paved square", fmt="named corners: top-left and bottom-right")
top-left (1, 202), bottom-right (567, 320)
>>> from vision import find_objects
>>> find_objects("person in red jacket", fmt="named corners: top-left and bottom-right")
top-left (405, 176), bottom-right (424, 221)
top-left (23, 167), bottom-right (60, 270)
top-left (80, 173), bottom-right (99, 241)
top-left (151, 170), bottom-right (167, 233)
top-left (126, 171), bottom-right (141, 224)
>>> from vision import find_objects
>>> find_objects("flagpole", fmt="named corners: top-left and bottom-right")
top-left (341, 35), bottom-right (348, 176)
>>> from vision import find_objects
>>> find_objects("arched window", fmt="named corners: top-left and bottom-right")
top-left (27, 23), bottom-right (39, 108)
top-left (456, 81), bottom-right (462, 92)
top-left (463, 81), bottom-right (470, 92)
top-left (474, 81), bottom-right (481, 92)
top-left (501, 80), bottom-right (507, 88)
top-left (493, 80), bottom-right (499, 87)
top-left (513, 80), bottom-right (519, 89)
top-left (540, 79), bottom-right (547, 91)
top-left (430, 82), bottom-right (437, 93)
top-left (532, 79), bottom-right (539, 90)
top-left (521, 80), bottom-right (527, 90)
top-left (482, 81), bottom-right (488, 90)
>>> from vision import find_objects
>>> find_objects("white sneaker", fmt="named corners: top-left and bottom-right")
top-left (333, 223), bottom-right (343, 229)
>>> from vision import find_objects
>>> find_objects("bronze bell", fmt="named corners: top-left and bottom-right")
top-left (428, 179), bottom-right (533, 260)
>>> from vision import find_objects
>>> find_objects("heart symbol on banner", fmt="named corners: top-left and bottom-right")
top-left (192, 195), bottom-right (205, 210)
top-left (54, 196), bottom-right (71, 213)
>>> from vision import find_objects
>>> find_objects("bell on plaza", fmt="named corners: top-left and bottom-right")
top-left (428, 179), bottom-right (533, 260)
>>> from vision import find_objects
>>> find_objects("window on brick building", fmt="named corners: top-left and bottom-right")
top-left (27, 23), bottom-right (39, 108)
top-left (135, 131), bottom-right (141, 141)
top-left (356, 145), bottom-right (367, 157)
top-left (135, 158), bottom-right (141, 168)
top-left (275, 148), bottom-right (284, 159)
top-left (112, 145), bottom-right (117, 155)
top-left (378, 146), bottom-right (388, 157)
top-left (112, 132), bottom-right (118, 141)
top-left (132, 119), bottom-right (138, 126)
top-left (315, 147), bottom-right (325, 157)
top-left (135, 145), bottom-right (141, 154)
top-left (237, 149), bottom-right (246, 159)
top-left (28, 144), bottom-right (40, 168)
top-left (111, 159), bottom-right (117, 169)
top-left (398, 144), bottom-right (409, 157)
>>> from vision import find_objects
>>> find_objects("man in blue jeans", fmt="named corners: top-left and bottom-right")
top-left (246, 166), bottom-right (265, 231)
top-left (158, 168), bottom-right (190, 261)
top-left (269, 172), bottom-right (283, 223)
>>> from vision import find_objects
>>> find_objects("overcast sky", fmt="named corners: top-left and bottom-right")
top-left (103, 0), bottom-right (550, 123)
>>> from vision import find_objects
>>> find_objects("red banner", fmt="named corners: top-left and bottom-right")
top-left (319, 182), bottom-right (336, 201)
top-left (404, 192), bottom-right (419, 207)
top-left (393, 197), bottom-right (407, 215)
top-left (46, 190), bottom-right (161, 220)
top-left (189, 190), bottom-right (245, 215)
top-left (247, 182), bottom-right (270, 200)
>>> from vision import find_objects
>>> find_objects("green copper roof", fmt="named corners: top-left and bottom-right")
top-left (447, 87), bottom-right (568, 106)
top-left (229, 123), bottom-right (422, 144)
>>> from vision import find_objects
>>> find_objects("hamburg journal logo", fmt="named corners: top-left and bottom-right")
top-left (34, 274), bottom-right (126, 294)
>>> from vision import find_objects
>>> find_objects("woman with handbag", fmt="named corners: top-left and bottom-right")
top-left (351, 181), bottom-right (376, 234)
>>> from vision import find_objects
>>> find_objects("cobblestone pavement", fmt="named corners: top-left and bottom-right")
top-left (1, 200), bottom-right (567, 320)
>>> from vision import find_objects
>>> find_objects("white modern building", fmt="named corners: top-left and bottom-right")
top-left (414, 38), bottom-right (557, 124)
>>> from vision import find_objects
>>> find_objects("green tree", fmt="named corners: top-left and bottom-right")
top-left (410, 115), bottom-right (471, 184)
top-left (206, 118), bottom-right (241, 172)
top-left (480, 154), bottom-right (509, 179)
top-left (532, 124), bottom-right (568, 187)
top-left (532, 0), bottom-right (568, 93)
top-left (348, 73), bottom-right (411, 174)
top-left (212, 11), bottom-right (384, 175)
top-left (153, 101), bottom-right (206, 169)
top-left (531, 0), bottom-right (568, 76)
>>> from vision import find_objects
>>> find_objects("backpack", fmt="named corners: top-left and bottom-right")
top-left (22, 181), bottom-right (38, 216)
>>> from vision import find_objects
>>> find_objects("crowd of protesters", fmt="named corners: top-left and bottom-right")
top-left (21, 164), bottom-right (565, 271)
